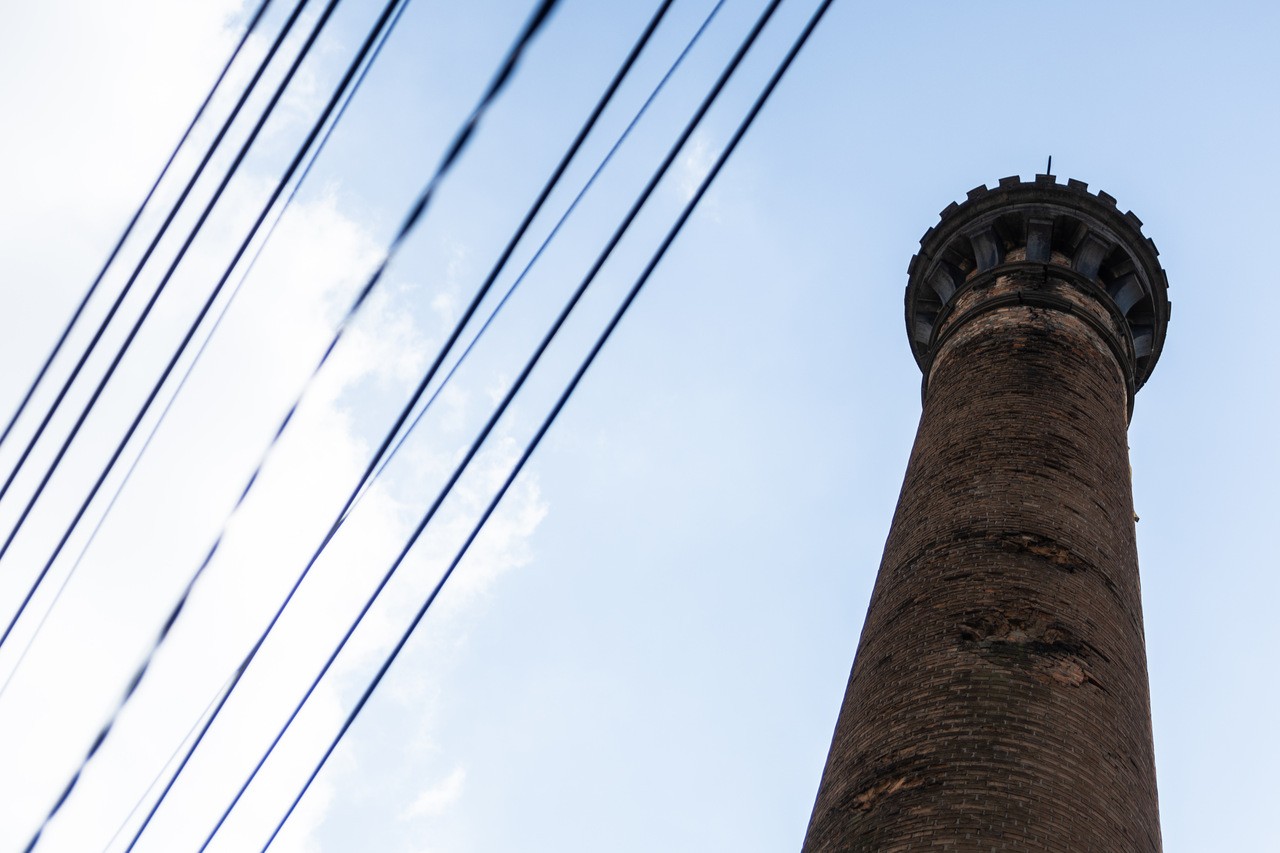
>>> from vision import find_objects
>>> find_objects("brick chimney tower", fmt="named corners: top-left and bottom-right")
top-left (804, 175), bottom-right (1170, 851)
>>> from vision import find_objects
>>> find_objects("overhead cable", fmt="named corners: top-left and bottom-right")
top-left (212, 0), bottom-right (792, 844)
top-left (136, 0), bottom-right (720, 843)
top-left (350, 0), bottom-right (726, 524)
top-left (98, 672), bottom-right (236, 853)
top-left (0, 0), bottom-right (406, 705)
top-left (259, 1), bottom-right (839, 843)
top-left (0, 0), bottom-right (311, 510)
top-left (0, 0), bottom-right (347, 617)
top-left (19, 2), bottom-right (559, 849)
top-left (0, 0), bottom-right (405, 653)
top-left (0, 0), bottom-right (273, 454)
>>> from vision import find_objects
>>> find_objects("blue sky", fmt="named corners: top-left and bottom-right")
top-left (0, 0), bottom-right (1277, 851)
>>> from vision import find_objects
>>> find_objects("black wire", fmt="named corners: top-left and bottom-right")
top-left (112, 0), bottom-right (412, 845)
top-left (0, 0), bottom-right (346, 617)
top-left (214, 0), bottom-right (788, 844)
top-left (0, 0), bottom-right (273, 456)
top-left (19, 2), bottom-right (559, 849)
top-left (189, 1), bottom-right (713, 845)
top-left (98, 672), bottom-right (236, 853)
top-left (0, 0), bottom-right (310, 511)
top-left (0, 0), bottom-right (406, 709)
top-left (260, 1), bottom-right (838, 843)
top-left (15, 2), bottom-right (352, 846)
top-left (347, 0), bottom-right (724, 523)
top-left (0, 0), bottom-right (407, 656)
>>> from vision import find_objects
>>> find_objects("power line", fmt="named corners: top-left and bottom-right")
top-left (13, 0), bottom-right (351, 837)
top-left (350, 0), bottom-right (726, 524)
top-left (0, 0), bottom-right (408, 653)
top-left (98, 672), bottom-right (236, 853)
top-left (210, 0), bottom-right (790, 843)
top-left (134, 1), bottom-right (720, 844)
top-left (0, 0), bottom-right (347, 617)
top-left (0, 0), bottom-right (274, 454)
top-left (0, 0), bottom-right (405, 707)
top-left (18, 2), bottom-right (560, 848)
top-left (0, 0), bottom-right (311, 511)
top-left (259, 1), bottom-right (838, 842)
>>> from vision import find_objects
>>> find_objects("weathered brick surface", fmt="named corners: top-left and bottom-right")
top-left (804, 261), bottom-right (1161, 852)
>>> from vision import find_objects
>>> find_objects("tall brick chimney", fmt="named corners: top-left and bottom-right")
top-left (804, 175), bottom-right (1170, 851)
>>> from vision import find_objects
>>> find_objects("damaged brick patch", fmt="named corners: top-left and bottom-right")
top-left (851, 775), bottom-right (921, 812)
top-left (988, 530), bottom-right (1090, 572)
top-left (958, 611), bottom-right (1100, 689)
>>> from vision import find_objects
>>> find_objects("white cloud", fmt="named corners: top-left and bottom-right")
top-left (426, 240), bottom-right (471, 329)
top-left (675, 130), bottom-right (716, 203)
top-left (401, 765), bottom-right (466, 819)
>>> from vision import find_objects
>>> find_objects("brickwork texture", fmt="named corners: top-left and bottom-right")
top-left (803, 178), bottom-right (1168, 852)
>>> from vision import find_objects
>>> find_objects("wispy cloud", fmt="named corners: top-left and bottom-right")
top-left (676, 130), bottom-right (716, 203)
top-left (401, 765), bottom-right (466, 819)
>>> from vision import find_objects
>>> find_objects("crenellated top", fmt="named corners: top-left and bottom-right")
top-left (905, 175), bottom-right (1171, 391)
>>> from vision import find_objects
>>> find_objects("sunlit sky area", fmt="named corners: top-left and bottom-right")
top-left (0, 1), bottom-right (1277, 851)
